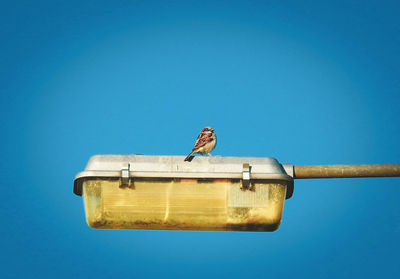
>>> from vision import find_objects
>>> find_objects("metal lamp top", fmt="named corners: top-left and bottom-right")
top-left (73, 155), bottom-right (294, 198)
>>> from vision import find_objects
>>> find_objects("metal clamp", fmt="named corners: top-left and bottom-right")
top-left (121, 163), bottom-right (131, 187)
top-left (242, 163), bottom-right (251, 189)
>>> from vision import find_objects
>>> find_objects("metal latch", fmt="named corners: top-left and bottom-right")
top-left (120, 163), bottom-right (131, 187)
top-left (242, 163), bottom-right (251, 189)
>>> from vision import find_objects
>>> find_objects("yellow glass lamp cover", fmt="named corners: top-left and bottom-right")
top-left (74, 155), bottom-right (294, 232)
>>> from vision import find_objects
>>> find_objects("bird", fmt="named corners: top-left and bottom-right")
top-left (184, 127), bottom-right (217, 161)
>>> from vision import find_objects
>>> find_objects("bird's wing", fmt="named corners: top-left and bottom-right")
top-left (192, 133), bottom-right (214, 150)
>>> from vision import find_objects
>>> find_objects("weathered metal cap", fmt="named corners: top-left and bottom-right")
top-left (74, 155), bottom-right (294, 198)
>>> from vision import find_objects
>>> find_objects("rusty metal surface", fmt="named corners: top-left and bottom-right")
top-left (294, 164), bottom-right (400, 179)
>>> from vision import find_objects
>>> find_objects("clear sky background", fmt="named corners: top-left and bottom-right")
top-left (1, 0), bottom-right (399, 278)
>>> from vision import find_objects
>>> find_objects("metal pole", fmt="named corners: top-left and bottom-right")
top-left (293, 164), bottom-right (400, 179)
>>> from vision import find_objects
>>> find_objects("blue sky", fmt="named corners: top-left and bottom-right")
top-left (1, 0), bottom-right (399, 278)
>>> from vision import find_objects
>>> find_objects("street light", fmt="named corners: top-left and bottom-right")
top-left (73, 155), bottom-right (400, 232)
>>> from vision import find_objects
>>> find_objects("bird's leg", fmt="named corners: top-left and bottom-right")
top-left (208, 153), bottom-right (213, 156)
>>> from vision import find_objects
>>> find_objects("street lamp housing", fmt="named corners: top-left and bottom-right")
top-left (74, 155), bottom-right (294, 232)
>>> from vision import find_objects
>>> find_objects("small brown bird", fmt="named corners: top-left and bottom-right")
top-left (184, 127), bottom-right (217, 161)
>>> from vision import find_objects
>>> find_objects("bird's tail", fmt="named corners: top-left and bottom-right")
top-left (184, 152), bottom-right (194, 161)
